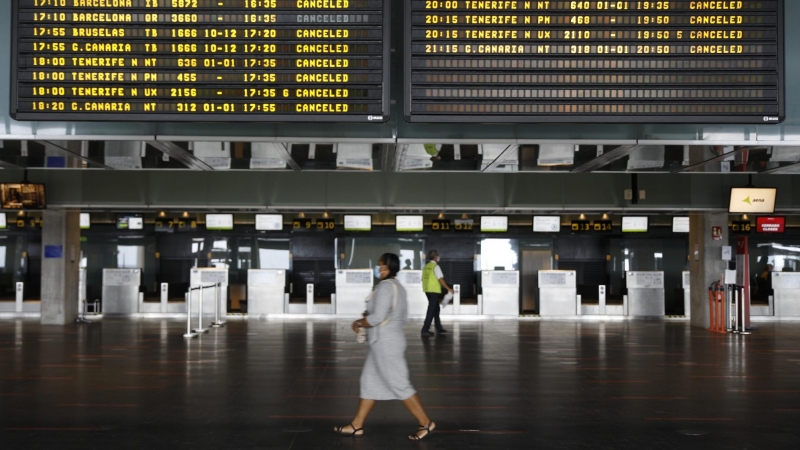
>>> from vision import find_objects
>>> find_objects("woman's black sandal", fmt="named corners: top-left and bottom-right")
top-left (408, 421), bottom-right (435, 441)
top-left (333, 423), bottom-right (364, 437)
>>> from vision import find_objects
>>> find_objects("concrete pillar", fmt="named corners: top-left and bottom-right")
top-left (689, 212), bottom-right (728, 328)
top-left (41, 210), bottom-right (81, 325)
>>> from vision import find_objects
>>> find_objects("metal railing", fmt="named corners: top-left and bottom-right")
top-left (184, 283), bottom-right (225, 339)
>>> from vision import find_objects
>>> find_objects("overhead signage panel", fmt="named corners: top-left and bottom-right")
top-left (344, 214), bottom-right (371, 231)
top-left (396, 215), bottom-right (424, 232)
top-left (729, 187), bottom-right (777, 214)
top-left (11, 0), bottom-right (391, 122)
top-left (672, 216), bottom-right (690, 233)
top-left (404, 1), bottom-right (785, 123)
top-left (79, 212), bottom-right (90, 230)
top-left (622, 216), bottom-right (648, 233)
top-left (481, 216), bottom-right (508, 233)
top-left (255, 214), bottom-right (283, 231)
top-left (206, 213), bottom-right (233, 230)
top-left (533, 216), bottom-right (560, 233)
top-left (756, 216), bottom-right (785, 233)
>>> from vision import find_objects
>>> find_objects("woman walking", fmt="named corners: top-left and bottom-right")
top-left (333, 253), bottom-right (436, 441)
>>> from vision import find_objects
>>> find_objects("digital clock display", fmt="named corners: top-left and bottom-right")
top-left (10, 0), bottom-right (391, 122)
top-left (404, 1), bottom-right (784, 123)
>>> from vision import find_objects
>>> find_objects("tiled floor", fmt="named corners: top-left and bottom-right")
top-left (1, 317), bottom-right (799, 449)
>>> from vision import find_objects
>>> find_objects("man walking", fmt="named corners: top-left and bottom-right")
top-left (421, 250), bottom-right (453, 337)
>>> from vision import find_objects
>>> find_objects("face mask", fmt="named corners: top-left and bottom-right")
top-left (374, 266), bottom-right (382, 278)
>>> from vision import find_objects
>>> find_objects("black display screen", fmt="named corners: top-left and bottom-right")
top-left (10, 0), bottom-right (391, 122)
top-left (404, 1), bottom-right (784, 123)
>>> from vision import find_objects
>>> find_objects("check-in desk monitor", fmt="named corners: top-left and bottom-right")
top-left (335, 270), bottom-right (374, 316)
top-left (626, 272), bottom-right (665, 317)
top-left (396, 270), bottom-right (428, 317)
top-left (772, 272), bottom-right (800, 318)
top-left (481, 271), bottom-right (519, 316)
top-left (538, 271), bottom-right (577, 317)
top-left (247, 269), bottom-right (287, 316)
top-left (190, 268), bottom-right (229, 316)
top-left (102, 268), bottom-right (142, 314)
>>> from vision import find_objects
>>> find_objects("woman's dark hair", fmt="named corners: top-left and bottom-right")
top-left (378, 253), bottom-right (400, 278)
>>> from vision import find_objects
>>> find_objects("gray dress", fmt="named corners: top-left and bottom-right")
top-left (360, 278), bottom-right (416, 401)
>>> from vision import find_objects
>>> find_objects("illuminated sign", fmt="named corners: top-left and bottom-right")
top-left (293, 218), bottom-right (313, 230)
top-left (593, 220), bottom-right (612, 232)
top-left (117, 215), bottom-right (143, 230)
top-left (431, 219), bottom-right (451, 231)
top-left (404, 1), bottom-right (784, 123)
top-left (255, 214), bottom-right (283, 231)
top-left (0, 213), bottom-right (6, 230)
top-left (454, 218), bottom-right (474, 232)
top-left (729, 187), bottom-right (777, 214)
top-left (396, 215), bottom-right (424, 232)
top-left (10, 0), bottom-right (391, 122)
top-left (533, 216), bottom-right (560, 232)
top-left (344, 215), bottom-right (371, 231)
top-left (756, 216), bottom-right (785, 233)
top-left (206, 213), bottom-right (233, 230)
top-left (316, 218), bottom-right (336, 230)
top-left (79, 212), bottom-right (90, 229)
top-left (730, 220), bottom-right (752, 234)
top-left (571, 220), bottom-right (591, 232)
top-left (621, 216), bottom-right (648, 233)
top-left (481, 216), bottom-right (508, 232)
top-left (672, 216), bottom-right (690, 233)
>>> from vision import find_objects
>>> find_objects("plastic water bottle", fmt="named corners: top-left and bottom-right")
top-left (356, 327), bottom-right (367, 343)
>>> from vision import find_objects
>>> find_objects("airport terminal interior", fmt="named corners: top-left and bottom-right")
top-left (2, 0), bottom-right (800, 448)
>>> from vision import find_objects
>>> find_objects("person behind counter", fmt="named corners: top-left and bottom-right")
top-left (333, 253), bottom-right (436, 441)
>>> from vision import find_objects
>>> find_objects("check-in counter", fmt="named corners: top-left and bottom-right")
top-left (538, 270), bottom-right (577, 316)
top-left (396, 270), bottom-right (428, 316)
top-left (772, 272), bottom-right (800, 318)
top-left (189, 268), bottom-right (228, 316)
top-left (102, 268), bottom-right (142, 314)
top-left (247, 269), bottom-right (287, 316)
top-left (682, 271), bottom-right (691, 318)
top-left (626, 271), bottom-right (665, 317)
top-left (481, 270), bottom-right (519, 316)
top-left (335, 269), bottom-right (373, 315)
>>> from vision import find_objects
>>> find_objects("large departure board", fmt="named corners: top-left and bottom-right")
top-left (10, 0), bottom-right (391, 122)
top-left (404, 1), bottom-right (784, 123)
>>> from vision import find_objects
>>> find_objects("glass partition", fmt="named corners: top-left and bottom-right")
top-left (338, 237), bottom-right (425, 271)
top-left (478, 239), bottom-right (519, 271)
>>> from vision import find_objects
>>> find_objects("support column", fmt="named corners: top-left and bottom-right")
top-left (41, 210), bottom-right (80, 325)
top-left (689, 212), bottom-right (728, 328)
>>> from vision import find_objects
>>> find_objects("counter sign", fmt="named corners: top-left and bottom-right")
top-left (404, 0), bottom-right (784, 123)
top-left (10, 0), bottom-right (391, 122)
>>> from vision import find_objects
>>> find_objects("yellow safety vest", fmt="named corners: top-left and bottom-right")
top-left (422, 261), bottom-right (442, 294)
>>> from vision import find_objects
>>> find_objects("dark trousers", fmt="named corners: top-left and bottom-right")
top-left (421, 292), bottom-right (443, 333)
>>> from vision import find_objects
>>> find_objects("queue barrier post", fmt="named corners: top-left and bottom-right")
top-left (211, 282), bottom-right (226, 328)
top-left (193, 285), bottom-right (209, 334)
top-left (183, 291), bottom-right (197, 339)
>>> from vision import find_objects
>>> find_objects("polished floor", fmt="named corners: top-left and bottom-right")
top-left (1, 317), bottom-right (799, 449)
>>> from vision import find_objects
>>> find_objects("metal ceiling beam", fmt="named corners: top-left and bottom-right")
top-left (482, 145), bottom-right (518, 172)
top-left (672, 146), bottom-right (758, 173)
top-left (570, 145), bottom-right (639, 173)
top-left (382, 143), bottom-right (397, 172)
top-left (39, 140), bottom-right (114, 169)
top-left (276, 143), bottom-right (301, 171)
top-left (759, 160), bottom-right (800, 175)
top-left (0, 159), bottom-right (25, 170)
top-left (145, 141), bottom-right (213, 171)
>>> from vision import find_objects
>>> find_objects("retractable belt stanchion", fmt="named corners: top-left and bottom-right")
top-left (183, 291), bottom-right (197, 339)
top-left (708, 286), bottom-right (716, 332)
top-left (708, 283), bottom-right (727, 333)
top-left (193, 285), bottom-right (209, 334)
top-left (211, 282), bottom-right (226, 328)
top-left (733, 286), bottom-right (751, 335)
top-left (718, 286), bottom-right (726, 332)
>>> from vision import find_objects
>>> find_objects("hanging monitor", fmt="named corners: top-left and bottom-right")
top-left (756, 216), bottom-right (785, 234)
top-left (729, 188), bottom-right (777, 214)
top-left (344, 215), bottom-right (372, 232)
top-left (481, 216), bottom-right (508, 233)
top-left (533, 216), bottom-right (560, 233)
top-left (396, 215), bottom-right (424, 232)
top-left (206, 214), bottom-right (234, 231)
top-left (255, 214), bottom-right (283, 231)
top-left (672, 217), bottom-right (690, 233)
top-left (117, 215), bottom-right (143, 230)
top-left (0, 213), bottom-right (6, 230)
top-left (622, 217), bottom-right (648, 233)
top-left (80, 213), bottom-right (91, 230)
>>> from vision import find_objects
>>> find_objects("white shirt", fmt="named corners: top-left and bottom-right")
top-left (433, 263), bottom-right (444, 280)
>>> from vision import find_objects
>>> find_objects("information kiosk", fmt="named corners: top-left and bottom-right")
top-left (247, 269), bottom-right (287, 316)
top-left (335, 270), bottom-right (373, 316)
top-left (772, 272), bottom-right (800, 318)
top-left (626, 272), bottom-right (665, 317)
top-left (189, 268), bottom-right (228, 317)
top-left (396, 270), bottom-right (428, 317)
top-left (102, 268), bottom-right (142, 315)
top-left (538, 271), bottom-right (578, 317)
top-left (481, 270), bottom-right (519, 316)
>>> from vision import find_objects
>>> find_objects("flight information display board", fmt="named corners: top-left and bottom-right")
top-left (10, 0), bottom-right (391, 122)
top-left (405, 1), bottom-right (784, 123)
